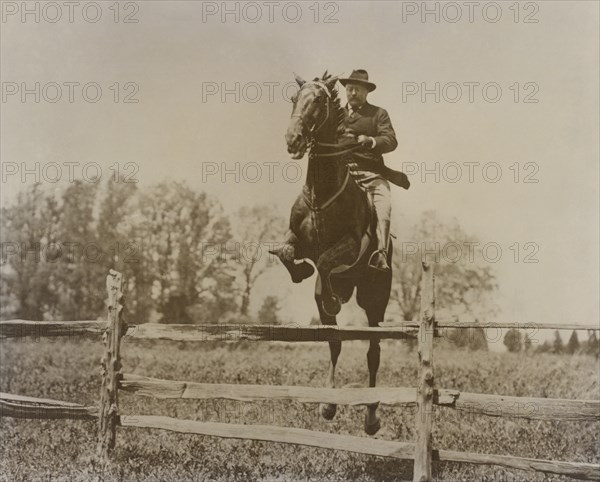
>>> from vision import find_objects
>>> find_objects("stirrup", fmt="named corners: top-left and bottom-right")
top-left (368, 249), bottom-right (390, 272)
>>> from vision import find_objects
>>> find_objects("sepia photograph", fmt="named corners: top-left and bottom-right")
top-left (1, 1), bottom-right (599, 480)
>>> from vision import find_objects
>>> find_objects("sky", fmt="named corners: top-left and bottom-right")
top-left (1, 1), bottom-right (599, 347)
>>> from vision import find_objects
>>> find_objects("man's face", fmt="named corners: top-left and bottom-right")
top-left (346, 83), bottom-right (369, 108)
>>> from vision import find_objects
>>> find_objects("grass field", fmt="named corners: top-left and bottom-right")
top-left (1, 337), bottom-right (598, 481)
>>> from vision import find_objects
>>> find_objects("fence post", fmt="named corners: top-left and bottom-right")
top-left (97, 269), bottom-right (125, 461)
top-left (413, 261), bottom-right (435, 482)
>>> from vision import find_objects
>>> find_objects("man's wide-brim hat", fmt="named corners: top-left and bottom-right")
top-left (339, 69), bottom-right (376, 92)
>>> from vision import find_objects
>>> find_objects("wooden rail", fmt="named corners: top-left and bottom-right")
top-left (0, 320), bottom-right (107, 338)
top-left (382, 320), bottom-right (600, 331)
top-left (120, 373), bottom-right (456, 407)
top-left (120, 416), bottom-right (600, 481)
top-left (449, 391), bottom-right (600, 422)
top-left (0, 392), bottom-right (97, 421)
top-left (120, 373), bottom-right (600, 421)
top-left (2, 320), bottom-right (597, 341)
top-left (122, 323), bottom-right (417, 342)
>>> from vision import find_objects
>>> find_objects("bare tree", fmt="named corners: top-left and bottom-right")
top-left (391, 210), bottom-right (498, 322)
top-left (232, 204), bottom-right (286, 317)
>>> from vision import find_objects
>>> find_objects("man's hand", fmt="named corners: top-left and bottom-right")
top-left (342, 128), bottom-right (356, 139)
top-left (357, 135), bottom-right (375, 148)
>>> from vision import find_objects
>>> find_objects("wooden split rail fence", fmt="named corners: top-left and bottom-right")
top-left (1, 267), bottom-right (599, 481)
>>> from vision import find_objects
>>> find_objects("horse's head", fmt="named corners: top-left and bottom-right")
top-left (286, 73), bottom-right (338, 160)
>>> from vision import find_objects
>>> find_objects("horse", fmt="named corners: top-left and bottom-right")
top-left (270, 72), bottom-right (393, 435)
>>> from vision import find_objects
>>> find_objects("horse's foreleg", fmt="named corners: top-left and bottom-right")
top-left (269, 231), bottom-right (314, 283)
top-left (321, 338), bottom-right (341, 420)
top-left (365, 339), bottom-right (381, 435)
top-left (367, 340), bottom-right (380, 388)
top-left (316, 283), bottom-right (340, 421)
top-left (316, 235), bottom-right (359, 316)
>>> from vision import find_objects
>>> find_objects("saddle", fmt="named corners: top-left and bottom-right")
top-left (329, 189), bottom-right (384, 279)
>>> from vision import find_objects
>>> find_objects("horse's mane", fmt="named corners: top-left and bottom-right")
top-left (315, 71), bottom-right (346, 139)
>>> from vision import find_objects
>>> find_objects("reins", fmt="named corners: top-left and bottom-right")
top-left (313, 141), bottom-right (363, 158)
top-left (302, 168), bottom-right (351, 212)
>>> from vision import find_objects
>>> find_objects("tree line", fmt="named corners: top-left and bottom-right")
top-left (0, 179), bottom-right (287, 325)
top-left (1, 179), bottom-right (500, 335)
top-left (504, 328), bottom-right (599, 357)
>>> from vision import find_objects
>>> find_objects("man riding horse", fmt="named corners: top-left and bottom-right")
top-left (339, 69), bottom-right (397, 272)
top-left (272, 70), bottom-right (409, 435)
top-left (275, 68), bottom-right (406, 286)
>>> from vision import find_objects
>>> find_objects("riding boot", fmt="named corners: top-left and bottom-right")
top-left (368, 218), bottom-right (391, 272)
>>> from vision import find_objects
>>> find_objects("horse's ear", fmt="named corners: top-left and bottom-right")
top-left (293, 72), bottom-right (305, 87)
top-left (325, 75), bottom-right (339, 91)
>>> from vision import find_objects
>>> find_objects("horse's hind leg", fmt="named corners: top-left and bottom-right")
top-left (316, 278), bottom-right (340, 421)
top-left (269, 231), bottom-right (314, 283)
top-left (357, 270), bottom-right (392, 435)
top-left (364, 312), bottom-right (382, 435)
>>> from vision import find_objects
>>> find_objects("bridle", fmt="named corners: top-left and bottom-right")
top-left (292, 81), bottom-right (363, 212)
top-left (291, 81), bottom-right (362, 158)
top-left (290, 80), bottom-right (332, 137)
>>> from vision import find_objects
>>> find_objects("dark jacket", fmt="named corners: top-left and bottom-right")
top-left (343, 102), bottom-right (398, 170)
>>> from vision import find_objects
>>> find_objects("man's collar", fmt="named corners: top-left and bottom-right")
top-left (347, 102), bottom-right (368, 112)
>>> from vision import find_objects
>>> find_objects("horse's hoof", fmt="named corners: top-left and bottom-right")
top-left (268, 246), bottom-right (294, 262)
top-left (364, 414), bottom-right (381, 435)
top-left (290, 261), bottom-right (314, 283)
top-left (320, 403), bottom-right (337, 420)
top-left (322, 295), bottom-right (341, 316)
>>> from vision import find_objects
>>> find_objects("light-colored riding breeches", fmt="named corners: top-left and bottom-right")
top-left (350, 171), bottom-right (391, 225)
